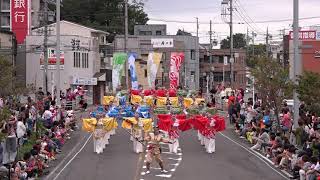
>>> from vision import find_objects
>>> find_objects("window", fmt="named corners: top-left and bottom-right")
top-left (218, 56), bottom-right (224, 63)
top-left (0, 15), bottom-right (10, 27)
top-left (73, 52), bottom-right (81, 68)
top-left (1, 0), bottom-right (10, 11)
top-left (191, 50), bottom-right (196, 60)
top-left (156, 31), bottom-right (162, 35)
top-left (81, 52), bottom-right (89, 68)
top-left (139, 31), bottom-right (152, 35)
top-left (144, 69), bottom-right (147, 77)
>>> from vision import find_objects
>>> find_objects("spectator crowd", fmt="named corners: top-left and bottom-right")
top-left (228, 90), bottom-right (320, 180)
top-left (0, 87), bottom-right (82, 180)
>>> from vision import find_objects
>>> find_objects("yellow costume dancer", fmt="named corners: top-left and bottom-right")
top-left (93, 119), bottom-right (106, 154)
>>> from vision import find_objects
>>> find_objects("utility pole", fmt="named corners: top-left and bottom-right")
top-left (252, 31), bottom-right (256, 57)
top-left (229, 0), bottom-right (234, 88)
top-left (266, 27), bottom-right (269, 58)
top-left (43, 0), bottom-right (49, 94)
top-left (124, 0), bottom-right (129, 89)
top-left (209, 20), bottom-right (212, 50)
top-left (209, 20), bottom-right (213, 90)
top-left (246, 28), bottom-right (249, 60)
top-left (293, 0), bottom-right (301, 128)
top-left (56, 0), bottom-right (61, 106)
top-left (196, 17), bottom-right (199, 38)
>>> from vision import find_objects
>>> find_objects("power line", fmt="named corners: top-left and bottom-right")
top-left (145, 6), bottom-right (220, 13)
top-left (149, 16), bottom-right (320, 25)
top-left (234, 0), bottom-right (264, 33)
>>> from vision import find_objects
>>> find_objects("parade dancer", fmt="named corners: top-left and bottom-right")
top-left (145, 127), bottom-right (170, 174)
top-left (206, 115), bottom-right (216, 154)
top-left (168, 121), bottom-right (180, 154)
top-left (133, 114), bottom-right (144, 153)
top-left (93, 118), bottom-right (105, 154)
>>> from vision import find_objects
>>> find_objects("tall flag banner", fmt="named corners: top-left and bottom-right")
top-left (11, 0), bottom-right (30, 44)
top-left (170, 52), bottom-right (185, 89)
top-left (112, 53), bottom-right (127, 92)
top-left (128, 53), bottom-right (138, 90)
top-left (147, 52), bottom-right (162, 88)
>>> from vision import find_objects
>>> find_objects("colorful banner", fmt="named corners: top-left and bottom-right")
top-left (128, 53), bottom-right (138, 90)
top-left (170, 53), bottom-right (185, 89)
top-left (147, 52), bottom-right (162, 88)
top-left (11, 0), bottom-right (30, 44)
top-left (112, 53), bottom-right (127, 92)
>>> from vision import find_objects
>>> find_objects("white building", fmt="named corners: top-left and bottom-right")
top-left (26, 21), bottom-right (108, 104)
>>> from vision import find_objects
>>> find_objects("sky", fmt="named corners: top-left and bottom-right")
top-left (143, 0), bottom-right (320, 44)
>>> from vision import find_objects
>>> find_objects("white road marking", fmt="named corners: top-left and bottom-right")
top-left (52, 133), bottom-right (93, 180)
top-left (168, 157), bottom-right (182, 161)
top-left (45, 134), bottom-right (90, 180)
top-left (141, 172), bottom-right (146, 176)
top-left (155, 174), bottom-right (172, 178)
top-left (170, 168), bottom-right (176, 172)
top-left (162, 152), bottom-right (173, 154)
top-left (219, 132), bottom-right (290, 180)
top-left (170, 163), bottom-right (180, 166)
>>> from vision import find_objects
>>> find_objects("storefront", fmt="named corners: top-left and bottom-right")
top-left (71, 77), bottom-right (97, 105)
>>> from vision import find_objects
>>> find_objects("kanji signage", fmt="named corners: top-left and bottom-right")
top-left (11, 0), bottom-right (30, 44)
top-left (151, 39), bottom-right (174, 48)
top-left (289, 31), bottom-right (316, 40)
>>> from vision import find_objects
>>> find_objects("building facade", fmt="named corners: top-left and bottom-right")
top-left (0, 29), bottom-right (16, 62)
top-left (134, 24), bottom-right (167, 36)
top-left (115, 25), bottom-right (199, 90)
top-left (288, 29), bottom-right (320, 77)
top-left (0, 0), bottom-right (41, 30)
top-left (199, 46), bottom-right (247, 90)
top-left (26, 21), bottom-right (108, 104)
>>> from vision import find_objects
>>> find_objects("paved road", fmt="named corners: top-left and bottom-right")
top-left (45, 121), bottom-right (289, 180)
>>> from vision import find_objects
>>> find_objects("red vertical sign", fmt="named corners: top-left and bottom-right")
top-left (11, 0), bottom-right (29, 44)
top-left (170, 53), bottom-right (185, 89)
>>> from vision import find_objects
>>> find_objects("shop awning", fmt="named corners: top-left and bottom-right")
top-left (93, 72), bottom-right (106, 81)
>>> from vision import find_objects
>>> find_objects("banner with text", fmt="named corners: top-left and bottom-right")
top-left (112, 53), bottom-right (127, 92)
top-left (147, 52), bottom-right (162, 88)
top-left (40, 48), bottom-right (65, 70)
top-left (128, 53), bottom-right (138, 90)
top-left (170, 52), bottom-right (185, 89)
top-left (11, 0), bottom-right (30, 44)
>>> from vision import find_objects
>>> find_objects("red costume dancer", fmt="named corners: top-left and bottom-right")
top-left (168, 121), bottom-right (180, 154)
top-left (143, 89), bottom-right (153, 97)
top-left (168, 88), bottom-right (177, 97)
top-left (155, 88), bottom-right (167, 97)
top-left (157, 114), bottom-right (173, 132)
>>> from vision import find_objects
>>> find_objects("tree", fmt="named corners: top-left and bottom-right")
top-left (0, 56), bottom-right (14, 97)
top-left (61, 0), bottom-right (149, 34)
top-left (220, 33), bottom-right (246, 49)
top-left (246, 44), bottom-right (267, 68)
top-left (176, 29), bottom-right (192, 36)
top-left (0, 56), bottom-right (30, 97)
top-left (251, 57), bottom-right (292, 126)
top-left (296, 72), bottom-right (320, 115)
